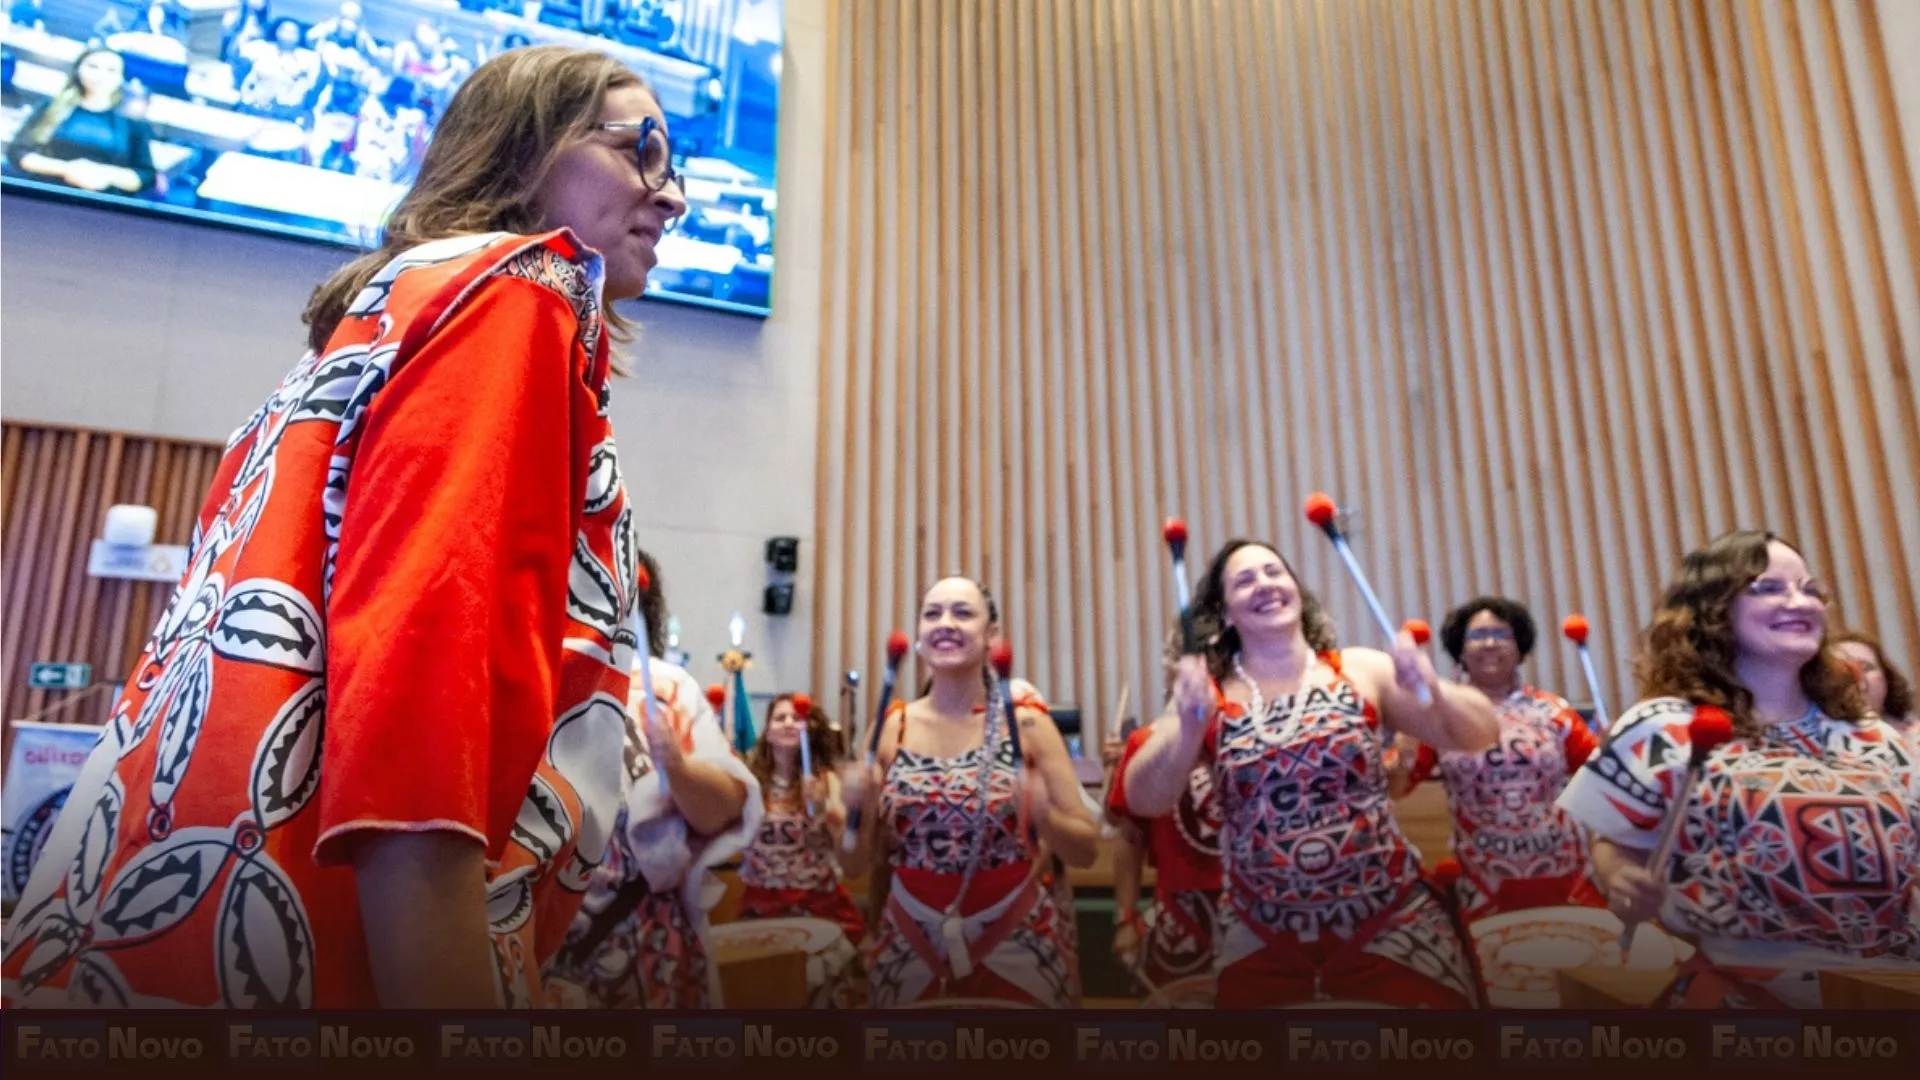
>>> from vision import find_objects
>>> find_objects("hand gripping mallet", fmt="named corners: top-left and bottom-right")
top-left (1616, 707), bottom-right (1735, 952)
top-left (1305, 493), bottom-right (1432, 704)
top-left (843, 630), bottom-right (911, 851)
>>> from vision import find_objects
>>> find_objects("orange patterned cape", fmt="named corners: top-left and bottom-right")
top-left (2, 231), bottom-right (643, 1008)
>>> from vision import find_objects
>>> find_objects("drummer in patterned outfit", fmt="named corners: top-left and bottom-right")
top-left (1107, 640), bottom-right (1252, 990)
top-left (737, 693), bottom-right (865, 942)
top-left (840, 577), bottom-right (1099, 1007)
top-left (544, 551), bottom-right (758, 1009)
top-left (1560, 531), bottom-right (1920, 1008)
top-left (1122, 539), bottom-right (1499, 1008)
top-left (1401, 597), bottom-right (1603, 920)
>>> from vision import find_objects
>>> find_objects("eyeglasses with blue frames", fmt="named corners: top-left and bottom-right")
top-left (598, 117), bottom-right (681, 194)
top-left (1745, 576), bottom-right (1832, 604)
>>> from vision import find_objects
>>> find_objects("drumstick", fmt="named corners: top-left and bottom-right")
top-left (792, 692), bottom-right (816, 815)
top-left (1305, 493), bottom-right (1432, 705)
top-left (989, 640), bottom-right (1038, 849)
top-left (1562, 614), bottom-right (1611, 734)
top-left (844, 630), bottom-right (911, 852)
top-left (1616, 707), bottom-right (1735, 951)
top-left (1163, 517), bottom-right (1198, 654)
top-left (840, 670), bottom-right (859, 760)
top-left (705, 683), bottom-right (726, 718)
top-left (632, 566), bottom-right (660, 739)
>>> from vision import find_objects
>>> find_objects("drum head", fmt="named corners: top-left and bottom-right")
top-left (1471, 905), bottom-right (1686, 1009)
top-left (711, 916), bottom-right (843, 954)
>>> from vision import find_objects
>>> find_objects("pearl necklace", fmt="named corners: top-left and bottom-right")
top-left (1230, 652), bottom-right (1317, 716)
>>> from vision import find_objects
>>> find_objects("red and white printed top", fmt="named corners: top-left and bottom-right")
top-left (1559, 697), bottom-right (1920, 963)
top-left (1107, 725), bottom-right (1223, 898)
top-left (740, 780), bottom-right (842, 893)
top-left (1206, 654), bottom-right (1420, 937)
top-left (1410, 685), bottom-right (1599, 901)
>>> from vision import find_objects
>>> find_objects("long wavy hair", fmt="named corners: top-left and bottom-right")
top-left (747, 693), bottom-right (841, 798)
top-left (303, 46), bottom-right (645, 352)
top-left (23, 48), bottom-right (125, 147)
top-left (1190, 539), bottom-right (1338, 683)
top-left (1832, 629), bottom-right (1915, 721)
top-left (1636, 530), bottom-right (1863, 738)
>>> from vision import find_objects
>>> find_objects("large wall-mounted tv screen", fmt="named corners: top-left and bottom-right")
top-left (1, 0), bottom-right (781, 315)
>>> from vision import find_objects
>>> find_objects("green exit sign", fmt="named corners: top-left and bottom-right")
top-left (28, 663), bottom-right (91, 690)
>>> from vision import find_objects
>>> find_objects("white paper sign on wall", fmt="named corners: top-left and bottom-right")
top-left (87, 540), bottom-right (189, 582)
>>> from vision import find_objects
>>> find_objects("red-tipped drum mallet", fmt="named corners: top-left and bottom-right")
top-left (791, 692), bottom-right (817, 814)
top-left (1405, 619), bottom-right (1432, 647)
top-left (705, 684), bottom-right (726, 712)
top-left (844, 630), bottom-right (912, 851)
top-left (989, 640), bottom-right (1038, 849)
top-left (1306, 493), bottom-right (1431, 704)
top-left (1163, 517), bottom-right (1199, 654)
top-left (1562, 614), bottom-right (1611, 734)
top-left (1616, 707), bottom-right (1736, 951)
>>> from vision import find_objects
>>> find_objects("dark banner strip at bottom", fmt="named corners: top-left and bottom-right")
top-left (4, 1010), bottom-right (1916, 1078)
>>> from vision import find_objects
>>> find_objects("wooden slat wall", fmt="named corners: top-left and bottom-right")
top-left (1, 423), bottom-right (225, 745)
top-left (810, 0), bottom-right (1920, 746)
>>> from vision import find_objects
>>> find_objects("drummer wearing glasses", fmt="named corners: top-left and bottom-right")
top-left (1559, 531), bottom-right (1920, 1008)
top-left (1405, 597), bottom-right (1604, 921)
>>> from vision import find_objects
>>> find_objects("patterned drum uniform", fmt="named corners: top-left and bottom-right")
top-left (1559, 698), bottom-right (1920, 1009)
top-left (868, 697), bottom-right (1075, 1007)
top-left (544, 658), bottom-right (760, 1009)
top-left (1108, 725), bottom-right (1223, 983)
top-left (738, 779), bottom-right (866, 944)
top-left (1408, 686), bottom-right (1602, 919)
top-left (1210, 654), bottom-right (1480, 1008)
top-left (2, 231), bottom-right (638, 1009)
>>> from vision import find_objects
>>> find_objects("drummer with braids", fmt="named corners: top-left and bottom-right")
top-left (840, 577), bottom-right (1098, 1007)
top-left (1122, 539), bottom-right (1498, 1008)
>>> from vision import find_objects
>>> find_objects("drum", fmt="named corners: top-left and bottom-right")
top-left (710, 916), bottom-right (857, 1008)
top-left (1139, 974), bottom-right (1215, 1009)
top-left (1471, 905), bottom-right (1691, 1009)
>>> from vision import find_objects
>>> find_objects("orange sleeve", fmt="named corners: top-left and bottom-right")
top-left (1407, 743), bottom-right (1441, 787)
top-left (315, 276), bottom-right (584, 866)
top-left (1105, 725), bottom-right (1158, 819)
top-left (1561, 705), bottom-right (1601, 773)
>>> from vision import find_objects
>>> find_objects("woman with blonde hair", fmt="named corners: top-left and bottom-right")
top-left (1560, 531), bottom-right (1920, 1008)
top-left (8, 47), bottom-right (155, 193)
top-left (3, 46), bottom-right (687, 1009)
